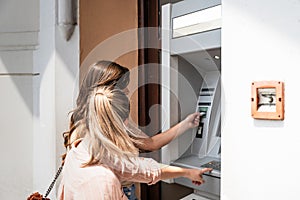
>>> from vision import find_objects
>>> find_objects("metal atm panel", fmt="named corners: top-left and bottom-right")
top-left (171, 72), bottom-right (221, 199)
top-left (161, 0), bottom-right (221, 199)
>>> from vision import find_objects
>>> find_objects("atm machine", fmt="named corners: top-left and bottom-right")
top-left (161, 0), bottom-right (221, 199)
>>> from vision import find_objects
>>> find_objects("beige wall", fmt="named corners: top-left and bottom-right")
top-left (80, 0), bottom-right (139, 122)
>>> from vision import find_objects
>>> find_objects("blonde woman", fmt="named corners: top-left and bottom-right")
top-left (61, 60), bottom-right (210, 199)
top-left (58, 86), bottom-right (212, 199)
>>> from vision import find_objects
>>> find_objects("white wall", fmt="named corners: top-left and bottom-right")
top-left (0, 0), bottom-right (79, 199)
top-left (0, 0), bottom-right (39, 199)
top-left (222, 0), bottom-right (300, 199)
top-left (33, 0), bottom-right (79, 199)
top-left (32, 1), bottom-right (56, 198)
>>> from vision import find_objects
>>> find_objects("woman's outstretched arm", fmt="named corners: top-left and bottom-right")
top-left (135, 112), bottom-right (201, 151)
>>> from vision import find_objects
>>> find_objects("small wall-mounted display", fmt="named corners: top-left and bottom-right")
top-left (251, 81), bottom-right (284, 120)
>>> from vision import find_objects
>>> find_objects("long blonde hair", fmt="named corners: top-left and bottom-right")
top-left (62, 61), bottom-right (130, 162)
top-left (85, 86), bottom-right (140, 166)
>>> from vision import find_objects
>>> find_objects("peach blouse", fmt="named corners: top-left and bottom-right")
top-left (57, 139), bottom-right (161, 200)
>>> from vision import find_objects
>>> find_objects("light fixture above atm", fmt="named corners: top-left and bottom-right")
top-left (172, 5), bottom-right (222, 38)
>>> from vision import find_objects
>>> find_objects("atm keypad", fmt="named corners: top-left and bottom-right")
top-left (201, 160), bottom-right (221, 171)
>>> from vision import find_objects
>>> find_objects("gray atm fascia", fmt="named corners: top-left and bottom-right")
top-left (167, 0), bottom-right (222, 199)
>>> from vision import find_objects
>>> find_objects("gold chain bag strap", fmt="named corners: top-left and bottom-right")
top-left (27, 165), bottom-right (63, 200)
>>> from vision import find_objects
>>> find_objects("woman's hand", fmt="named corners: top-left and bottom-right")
top-left (184, 168), bottom-right (213, 186)
top-left (183, 112), bottom-right (201, 129)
